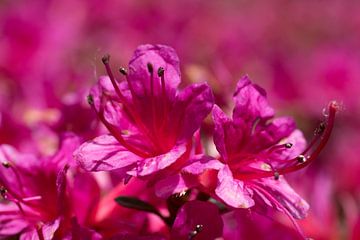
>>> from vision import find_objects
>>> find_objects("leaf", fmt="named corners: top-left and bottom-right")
top-left (114, 196), bottom-right (159, 215)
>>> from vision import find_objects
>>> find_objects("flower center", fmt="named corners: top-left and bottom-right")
top-left (88, 55), bottom-right (172, 158)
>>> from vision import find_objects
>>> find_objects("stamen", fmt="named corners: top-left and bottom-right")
top-left (147, 62), bottom-right (154, 74)
top-left (119, 67), bottom-right (128, 76)
top-left (148, 63), bottom-right (155, 98)
top-left (195, 224), bottom-right (203, 232)
top-left (297, 155), bottom-right (306, 163)
top-left (158, 67), bottom-right (166, 97)
top-left (235, 101), bottom-right (338, 180)
top-left (89, 94), bottom-right (149, 158)
top-left (188, 224), bottom-right (203, 240)
top-left (0, 186), bottom-right (7, 199)
top-left (274, 171), bottom-right (280, 180)
top-left (101, 54), bottom-right (126, 102)
top-left (285, 143), bottom-right (293, 149)
top-left (2, 161), bottom-right (10, 168)
top-left (87, 94), bottom-right (94, 105)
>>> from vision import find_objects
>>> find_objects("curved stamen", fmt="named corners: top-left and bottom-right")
top-left (235, 101), bottom-right (338, 180)
top-left (102, 55), bottom-right (127, 102)
top-left (119, 67), bottom-right (135, 96)
top-left (88, 94), bottom-right (149, 158)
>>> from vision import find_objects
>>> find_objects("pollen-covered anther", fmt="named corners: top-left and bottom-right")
top-left (314, 122), bottom-right (326, 135)
top-left (101, 54), bottom-right (110, 64)
top-left (285, 143), bottom-right (293, 149)
top-left (195, 224), bottom-right (203, 232)
top-left (87, 94), bottom-right (94, 105)
top-left (2, 161), bottom-right (10, 168)
top-left (274, 171), bottom-right (280, 180)
top-left (188, 224), bottom-right (204, 239)
top-left (157, 67), bottom-right (165, 77)
top-left (147, 62), bottom-right (154, 73)
top-left (0, 186), bottom-right (7, 198)
top-left (297, 155), bottom-right (306, 163)
top-left (119, 67), bottom-right (128, 75)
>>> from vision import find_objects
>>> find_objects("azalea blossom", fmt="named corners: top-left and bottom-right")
top-left (75, 44), bottom-right (214, 181)
top-left (210, 76), bottom-right (338, 238)
top-left (0, 134), bottom-right (78, 238)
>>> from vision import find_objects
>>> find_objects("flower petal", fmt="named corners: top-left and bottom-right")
top-left (257, 178), bottom-right (309, 219)
top-left (74, 134), bottom-right (142, 172)
top-left (232, 75), bottom-right (274, 123)
top-left (171, 83), bottom-right (214, 141)
top-left (215, 165), bottom-right (254, 208)
top-left (154, 173), bottom-right (197, 198)
top-left (183, 155), bottom-right (224, 175)
top-left (128, 44), bottom-right (181, 99)
top-left (128, 143), bottom-right (187, 177)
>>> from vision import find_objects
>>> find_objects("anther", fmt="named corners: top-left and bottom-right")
top-left (195, 224), bottom-right (203, 232)
top-left (188, 224), bottom-right (204, 239)
top-left (315, 122), bottom-right (326, 135)
top-left (157, 67), bottom-right (165, 77)
top-left (285, 143), bottom-right (293, 149)
top-left (87, 95), bottom-right (94, 105)
top-left (119, 67), bottom-right (128, 75)
top-left (274, 171), bottom-right (280, 180)
top-left (2, 161), bottom-right (10, 168)
top-left (0, 186), bottom-right (7, 198)
top-left (101, 54), bottom-right (110, 64)
top-left (147, 63), bottom-right (154, 73)
top-left (297, 155), bottom-right (306, 163)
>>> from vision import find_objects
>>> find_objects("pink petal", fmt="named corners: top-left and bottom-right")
top-left (183, 155), bottom-right (223, 175)
top-left (171, 83), bottom-right (214, 141)
top-left (74, 134), bottom-right (142, 171)
top-left (233, 75), bottom-right (274, 123)
top-left (128, 44), bottom-right (181, 99)
top-left (257, 177), bottom-right (309, 219)
top-left (215, 165), bottom-right (255, 208)
top-left (154, 173), bottom-right (197, 198)
top-left (128, 143), bottom-right (187, 177)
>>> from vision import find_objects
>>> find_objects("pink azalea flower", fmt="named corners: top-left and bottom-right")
top-left (75, 44), bottom-right (214, 179)
top-left (211, 75), bottom-right (338, 238)
top-left (0, 134), bottom-right (79, 239)
top-left (171, 200), bottom-right (223, 240)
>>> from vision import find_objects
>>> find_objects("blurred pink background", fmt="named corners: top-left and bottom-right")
top-left (1, 1), bottom-right (359, 239)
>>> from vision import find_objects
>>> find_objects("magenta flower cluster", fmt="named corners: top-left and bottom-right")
top-left (0, 45), bottom-right (338, 240)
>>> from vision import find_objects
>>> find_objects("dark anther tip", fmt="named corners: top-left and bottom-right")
top-left (119, 67), bottom-right (128, 75)
top-left (297, 155), bottom-right (306, 163)
top-left (195, 224), bottom-right (203, 232)
top-left (285, 143), bottom-right (293, 149)
top-left (147, 63), bottom-right (154, 73)
top-left (87, 95), bottom-right (94, 105)
top-left (0, 186), bottom-right (7, 195)
top-left (157, 67), bottom-right (165, 77)
top-left (1, 161), bottom-right (10, 168)
top-left (274, 171), bottom-right (280, 180)
top-left (102, 54), bottom-right (110, 64)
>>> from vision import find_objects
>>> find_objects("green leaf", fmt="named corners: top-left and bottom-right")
top-left (115, 196), bottom-right (159, 215)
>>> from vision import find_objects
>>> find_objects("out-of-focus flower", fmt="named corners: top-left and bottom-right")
top-left (75, 45), bottom-right (214, 181)
top-left (0, 134), bottom-right (78, 238)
